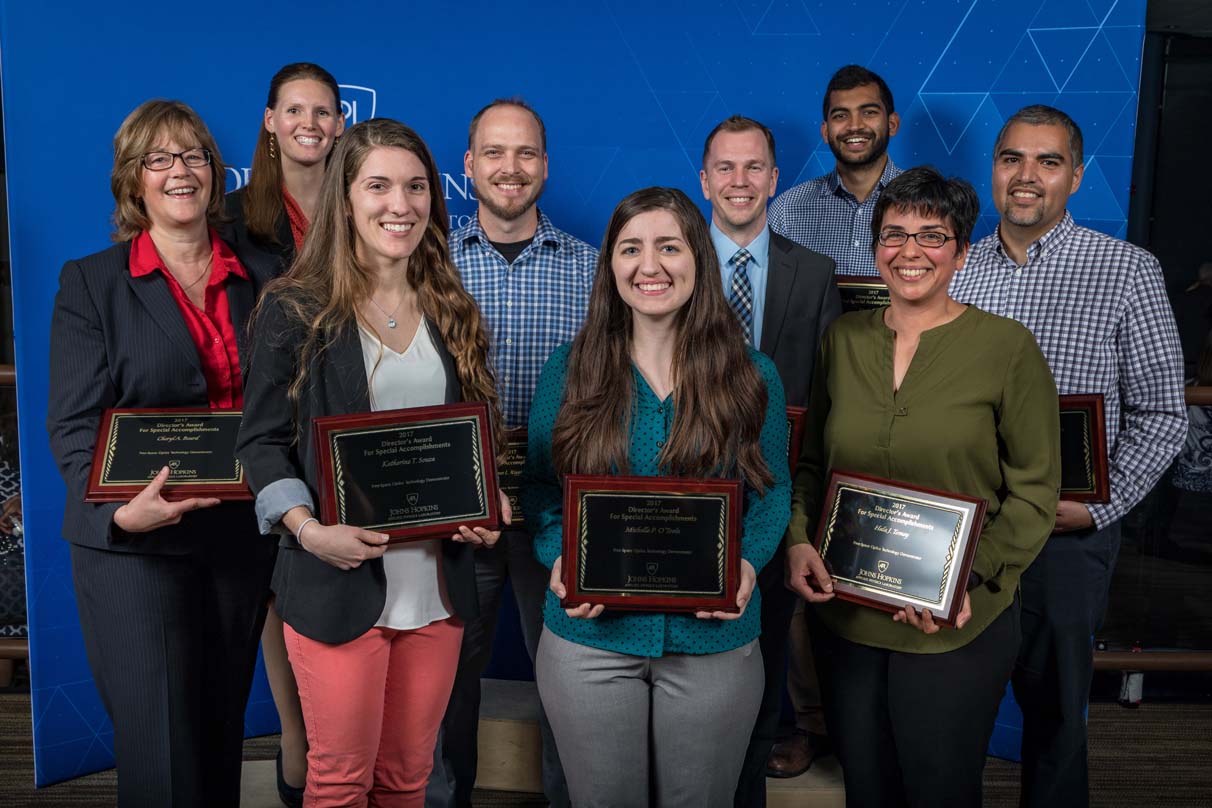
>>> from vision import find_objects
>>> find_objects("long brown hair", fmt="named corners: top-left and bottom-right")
top-left (110, 99), bottom-right (227, 242)
top-left (244, 62), bottom-right (342, 245)
top-left (551, 187), bottom-right (773, 491)
top-left (257, 118), bottom-right (501, 444)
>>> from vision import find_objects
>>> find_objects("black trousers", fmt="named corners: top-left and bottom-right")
top-left (71, 538), bottom-right (275, 808)
top-left (813, 597), bottom-right (1020, 808)
top-left (733, 543), bottom-right (799, 808)
top-left (1013, 523), bottom-right (1121, 808)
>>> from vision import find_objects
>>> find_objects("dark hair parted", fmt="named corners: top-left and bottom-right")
top-left (467, 97), bottom-right (547, 153)
top-left (823, 64), bottom-right (895, 120)
top-left (872, 166), bottom-right (980, 250)
top-left (551, 187), bottom-right (774, 492)
top-left (994, 104), bottom-right (1084, 168)
top-left (244, 63), bottom-right (343, 245)
top-left (257, 118), bottom-right (501, 445)
top-left (702, 115), bottom-right (777, 167)
top-left (110, 99), bottom-right (227, 242)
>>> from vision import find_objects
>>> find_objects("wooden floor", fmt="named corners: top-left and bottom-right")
top-left (2, 674), bottom-right (1211, 807)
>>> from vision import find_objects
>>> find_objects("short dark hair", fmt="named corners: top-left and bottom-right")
top-left (993, 104), bottom-right (1084, 168)
top-left (823, 65), bottom-right (895, 120)
top-left (467, 97), bottom-right (547, 153)
top-left (871, 166), bottom-right (980, 249)
top-left (701, 115), bottom-right (776, 167)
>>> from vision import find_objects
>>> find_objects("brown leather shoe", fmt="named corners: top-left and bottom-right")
top-left (765, 731), bottom-right (814, 778)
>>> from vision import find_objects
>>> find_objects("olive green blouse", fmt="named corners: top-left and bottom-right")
top-left (788, 305), bottom-right (1060, 653)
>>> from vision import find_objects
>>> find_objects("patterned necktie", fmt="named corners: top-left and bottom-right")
top-left (728, 248), bottom-right (755, 345)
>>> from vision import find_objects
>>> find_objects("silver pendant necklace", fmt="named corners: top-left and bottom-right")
top-left (368, 295), bottom-right (402, 328)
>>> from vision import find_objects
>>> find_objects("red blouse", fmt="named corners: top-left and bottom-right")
top-left (282, 186), bottom-right (310, 253)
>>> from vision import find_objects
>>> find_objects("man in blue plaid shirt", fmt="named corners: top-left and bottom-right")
top-left (951, 105), bottom-right (1186, 808)
top-left (768, 65), bottom-right (902, 277)
top-left (428, 98), bottom-right (595, 808)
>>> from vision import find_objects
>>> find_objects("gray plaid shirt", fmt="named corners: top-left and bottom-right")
top-left (951, 212), bottom-right (1187, 528)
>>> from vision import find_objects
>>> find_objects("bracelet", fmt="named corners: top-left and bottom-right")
top-left (295, 517), bottom-right (319, 542)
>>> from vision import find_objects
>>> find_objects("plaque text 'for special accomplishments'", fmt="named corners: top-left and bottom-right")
top-left (312, 402), bottom-right (500, 544)
top-left (561, 475), bottom-right (742, 612)
top-left (85, 408), bottom-right (250, 501)
top-left (814, 471), bottom-right (985, 627)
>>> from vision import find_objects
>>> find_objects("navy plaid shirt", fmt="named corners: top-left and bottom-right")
top-left (451, 210), bottom-right (597, 428)
top-left (951, 212), bottom-right (1187, 528)
top-left (768, 158), bottom-right (902, 277)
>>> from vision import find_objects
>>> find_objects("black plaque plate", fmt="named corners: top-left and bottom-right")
top-left (836, 275), bottom-right (890, 312)
top-left (1059, 394), bottom-right (1110, 502)
top-left (813, 470), bottom-right (985, 626)
top-left (561, 475), bottom-right (742, 612)
top-left (85, 408), bottom-right (250, 501)
top-left (312, 402), bottom-right (500, 543)
top-left (498, 428), bottom-right (527, 526)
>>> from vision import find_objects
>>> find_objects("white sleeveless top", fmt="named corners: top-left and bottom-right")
top-left (359, 318), bottom-right (454, 630)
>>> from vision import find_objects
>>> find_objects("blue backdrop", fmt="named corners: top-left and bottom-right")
top-left (1, 0), bottom-right (1146, 786)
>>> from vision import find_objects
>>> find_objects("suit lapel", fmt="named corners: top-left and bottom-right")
top-left (328, 322), bottom-right (372, 413)
top-left (126, 271), bottom-right (204, 376)
top-left (761, 235), bottom-right (796, 356)
top-left (426, 319), bottom-right (462, 404)
top-left (226, 274), bottom-right (255, 364)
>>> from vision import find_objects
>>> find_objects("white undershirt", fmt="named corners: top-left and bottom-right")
top-left (359, 317), bottom-right (454, 630)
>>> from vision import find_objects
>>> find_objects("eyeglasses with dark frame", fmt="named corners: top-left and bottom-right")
top-left (876, 230), bottom-right (957, 249)
top-left (140, 148), bottom-right (212, 171)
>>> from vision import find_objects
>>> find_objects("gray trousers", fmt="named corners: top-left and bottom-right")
top-left (536, 627), bottom-right (764, 808)
top-left (427, 530), bottom-right (568, 808)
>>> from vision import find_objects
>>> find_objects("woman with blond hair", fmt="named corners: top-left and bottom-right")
top-left (236, 118), bottom-right (508, 806)
top-left (47, 99), bottom-right (279, 806)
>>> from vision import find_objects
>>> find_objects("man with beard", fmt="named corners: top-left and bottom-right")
top-left (951, 105), bottom-right (1186, 808)
top-left (768, 65), bottom-right (901, 277)
top-left (427, 98), bottom-right (595, 808)
top-left (698, 115), bottom-right (841, 807)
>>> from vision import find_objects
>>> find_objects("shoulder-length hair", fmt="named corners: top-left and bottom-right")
top-left (110, 99), bottom-right (227, 242)
top-left (244, 62), bottom-right (342, 245)
top-left (551, 187), bottom-right (773, 491)
top-left (258, 118), bottom-right (500, 446)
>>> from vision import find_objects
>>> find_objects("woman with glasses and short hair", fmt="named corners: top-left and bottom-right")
top-left (47, 99), bottom-right (280, 807)
top-left (784, 167), bottom-right (1060, 808)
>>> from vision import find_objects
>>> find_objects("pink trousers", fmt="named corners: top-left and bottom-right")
top-left (284, 617), bottom-right (463, 808)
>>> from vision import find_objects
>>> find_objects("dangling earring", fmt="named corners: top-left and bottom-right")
top-left (268, 132), bottom-right (278, 160)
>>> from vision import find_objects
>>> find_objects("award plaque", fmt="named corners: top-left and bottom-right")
top-left (786, 406), bottom-right (808, 474)
top-left (1058, 394), bottom-right (1110, 503)
top-left (813, 470), bottom-right (986, 627)
top-left (498, 428), bottom-right (527, 526)
top-left (836, 275), bottom-right (890, 312)
top-left (85, 408), bottom-right (250, 502)
top-left (561, 475), bottom-right (743, 612)
top-left (312, 402), bottom-right (500, 543)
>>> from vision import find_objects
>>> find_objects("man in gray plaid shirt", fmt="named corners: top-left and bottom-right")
top-left (951, 105), bottom-right (1186, 808)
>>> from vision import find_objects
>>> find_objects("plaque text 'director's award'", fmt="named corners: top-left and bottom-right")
top-left (836, 275), bottom-right (890, 313)
top-left (561, 475), bottom-right (743, 612)
top-left (813, 471), bottom-right (986, 627)
top-left (312, 402), bottom-right (500, 544)
top-left (85, 408), bottom-right (250, 501)
top-left (1059, 394), bottom-right (1110, 503)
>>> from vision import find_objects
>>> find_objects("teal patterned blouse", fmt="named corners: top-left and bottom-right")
top-left (521, 343), bottom-right (791, 657)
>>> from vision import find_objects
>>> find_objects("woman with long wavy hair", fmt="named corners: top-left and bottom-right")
top-left (236, 118), bottom-right (507, 807)
top-left (520, 187), bottom-right (791, 807)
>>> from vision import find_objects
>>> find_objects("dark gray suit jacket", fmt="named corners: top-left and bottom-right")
top-left (759, 231), bottom-right (842, 407)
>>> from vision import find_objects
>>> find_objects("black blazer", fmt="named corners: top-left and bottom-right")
top-left (223, 187), bottom-right (296, 274)
top-left (759, 232), bottom-right (843, 407)
top-left (235, 292), bottom-right (479, 644)
top-left (45, 237), bottom-right (280, 555)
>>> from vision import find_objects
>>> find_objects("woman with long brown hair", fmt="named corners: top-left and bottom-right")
top-left (520, 187), bottom-right (791, 807)
top-left (236, 118), bottom-right (507, 806)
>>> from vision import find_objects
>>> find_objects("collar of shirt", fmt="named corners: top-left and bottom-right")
top-left (994, 210), bottom-right (1077, 267)
top-left (456, 207), bottom-right (563, 263)
top-left (825, 156), bottom-right (901, 201)
top-left (129, 228), bottom-right (248, 285)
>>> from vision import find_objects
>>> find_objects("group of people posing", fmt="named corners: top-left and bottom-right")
top-left (45, 62), bottom-right (1187, 808)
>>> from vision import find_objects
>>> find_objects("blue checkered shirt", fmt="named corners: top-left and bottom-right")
top-left (451, 210), bottom-right (597, 428)
top-left (768, 158), bottom-right (902, 277)
top-left (950, 212), bottom-right (1187, 528)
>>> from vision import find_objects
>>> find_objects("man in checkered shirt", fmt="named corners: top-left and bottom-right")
top-left (950, 105), bottom-right (1186, 808)
top-left (767, 65), bottom-right (902, 277)
top-left (428, 98), bottom-right (595, 808)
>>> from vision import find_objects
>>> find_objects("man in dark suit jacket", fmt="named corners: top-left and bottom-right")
top-left (700, 115), bottom-right (841, 807)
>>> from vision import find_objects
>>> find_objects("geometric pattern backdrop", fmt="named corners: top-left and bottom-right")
top-left (0, 0), bottom-right (1145, 786)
